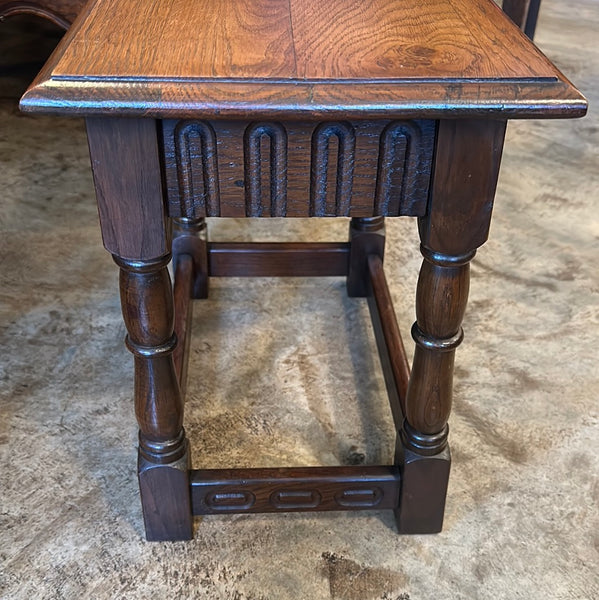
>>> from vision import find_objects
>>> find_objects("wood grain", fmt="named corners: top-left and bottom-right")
top-left (49, 0), bottom-right (296, 79)
top-left (419, 119), bottom-right (507, 255)
top-left (163, 119), bottom-right (435, 218)
top-left (367, 254), bottom-right (410, 430)
top-left (43, 0), bottom-right (556, 80)
top-left (20, 0), bottom-right (587, 119)
top-left (207, 242), bottom-right (350, 277)
top-left (172, 254), bottom-right (193, 395)
top-left (86, 117), bottom-right (168, 260)
top-left (404, 119), bottom-right (506, 444)
top-left (116, 254), bottom-right (193, 541)
top-left (191, 466), bottom-right (400, 514)
top-left (290, 0), bottom-right (547, 79)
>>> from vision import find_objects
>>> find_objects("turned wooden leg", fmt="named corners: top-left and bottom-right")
top-left (396, 119), bottom-right (506, 533)
top-left (395, 247), bottom-right (473, 533)
top-left (347, 216), bottom-right (385, 297)
top-left (87, 117), bottom-right (193, 541)
top-left (115, 255), bottom-right (193, 541)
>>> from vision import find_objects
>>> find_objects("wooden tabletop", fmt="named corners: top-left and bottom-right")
top-left (21, 0), bottom-right (587, 119)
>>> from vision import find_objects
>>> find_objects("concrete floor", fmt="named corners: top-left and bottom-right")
top-left (1, 2), bottom-right (598, 598)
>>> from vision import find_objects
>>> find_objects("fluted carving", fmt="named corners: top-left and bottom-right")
top-left (375, 121), bottom-right (426, 216)
top-left (310, 121), bottom-right (356, 216)
top-left (174, 120), bottom-right (220, 217)
top-left (163, 118), bottom-right (434, 218)
top-left (243, 122), bottom-right (288, 216)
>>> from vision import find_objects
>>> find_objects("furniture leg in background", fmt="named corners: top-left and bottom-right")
top-left (502, 0), bottom-right (542, 38)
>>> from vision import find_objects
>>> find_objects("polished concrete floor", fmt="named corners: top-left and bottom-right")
top-left (1, 2), bottom-right (598, 598)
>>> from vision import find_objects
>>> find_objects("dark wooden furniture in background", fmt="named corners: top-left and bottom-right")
top-left (20, 0), bottom-right (585, 541)
top-left (0, 0), bottom-right (83, 28)
top-left (503, 0), bottom-right (542, 38)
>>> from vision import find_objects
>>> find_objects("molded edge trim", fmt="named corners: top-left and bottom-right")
top-left (20, 78), bottom-right (588, 120)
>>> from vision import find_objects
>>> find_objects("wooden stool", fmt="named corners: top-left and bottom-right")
top-left (21, 0), bottom-right (585, 541)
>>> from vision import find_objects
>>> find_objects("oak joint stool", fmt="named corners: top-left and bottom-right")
top-left (20, 0), bottom-right (586, 541)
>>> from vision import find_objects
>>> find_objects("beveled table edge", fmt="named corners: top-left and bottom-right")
top-left (20, 77), bottom-right (588, 120)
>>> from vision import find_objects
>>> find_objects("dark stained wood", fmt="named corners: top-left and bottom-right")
top-left (190, 466), bottom-right (400, 515)
top-left (16, 0), bottom-right (588, 542)
top-left (396, 118), bottom-right (507, 533)
top-left (523, 0), bottom-right (542, 39)
top-left (207, 242), bottom-right (350, 277)
top-left (503, 0), bottom-right (532, 30)
top-left (419, 119), bottom-right (507, 256)
top-left (172, 217), bottom-right (209, 299)
top-left (503, 0), bottom-right (542, 38)
top-left (244, 122), bottom-right (288, 217)
top-left (172, 217), bottom-right (209, 397)
top-left (19, 0), bottom-right (586, 119)
top-left (403, 122), bottom-right (508, 443)
top-left (0, 0), bottom-right (84, 28)
top-left (166, 120), bottom-right (220, 218)
top-left (20, 79), bottom-right (587, 120)
top-left (366, 254), bottom-right (410, 430)
top-left (173, 254), bottom-right (193, 396)
top-left (162, 119), bottom-right (435, 219)
top-left (346, 217), bottom-right (386, 297)
top-left (87, 117), bottom-right (192, 540)
top-left (138, 449), bottom-right (192, 542)
top-left (21, 78), bottom-right (588, 120)
top-left (395, 445), bottom-right (451, 534)
top-left (310, 122), bottom-right (354, 217)
top-left (116, 257), bottom-right (181, 430)
top-left (86, 118), bottom-right (169, 260)
top-left (116, 254), bottom-right (193, 541)
top-left (405, 250), bottom-right (471, 437)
